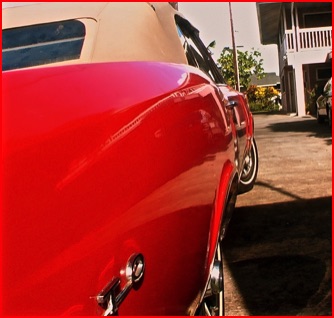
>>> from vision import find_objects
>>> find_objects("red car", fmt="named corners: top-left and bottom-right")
top-left (2, 2), bottom-right (258, 316)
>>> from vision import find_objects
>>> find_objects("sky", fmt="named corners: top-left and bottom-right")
top-left (178, 2), bottom-right (279, 74)
top-left (2, 2), bottom-right (280, 74)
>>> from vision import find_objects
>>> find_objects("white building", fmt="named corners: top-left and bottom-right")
top-left (257, 2), bottom-right (332, 116)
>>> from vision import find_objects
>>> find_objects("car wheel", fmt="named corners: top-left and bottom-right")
top-left (195, 242), bottom-right (224, 316)
top-left (327, 104), bottom-right (332, 126)
top-left (329, 108), bottom-right (332, 126)
top-left (238, 138), bottom-right (258, 194)
top-left (220, 180), bottom-right (238, 240)
top-left (317, 110), bottom-right (325, 124)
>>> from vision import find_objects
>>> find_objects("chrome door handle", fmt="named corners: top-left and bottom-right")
top-left (96, 253), bottom-right (145, 316)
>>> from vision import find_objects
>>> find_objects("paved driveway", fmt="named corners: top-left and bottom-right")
top-left (223, 113), bottom-right (332, 316)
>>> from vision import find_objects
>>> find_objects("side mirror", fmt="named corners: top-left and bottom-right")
top-left (226, 100), bottom-right (238, 110)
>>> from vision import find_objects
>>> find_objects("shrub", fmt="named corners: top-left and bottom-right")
top-left (246, 85), bottom-right (280, 112)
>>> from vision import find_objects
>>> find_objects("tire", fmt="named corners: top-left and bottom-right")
top-left (327, 104), bottom-right (332, 126)
top-left (238, 138), bottom-right (258, 194)
top-left (329, 108), bottom-right (332, 126)
top-left (317, 110), bottom-right (325, 124)
top-left (220, 180), bottom-right (238, 240)
top-left (195, 241), bottom-right (224, 316)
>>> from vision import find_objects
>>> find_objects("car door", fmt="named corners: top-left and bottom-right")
top-left (175, 15), bottom-right (249, 171)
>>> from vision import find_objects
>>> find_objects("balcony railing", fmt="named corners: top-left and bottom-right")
top-left (299, 27), bottom-right (332, 50)
top-left (282, 26), bottom-right (332, 53)
top-left (284, 30), bottom-right (294, 52)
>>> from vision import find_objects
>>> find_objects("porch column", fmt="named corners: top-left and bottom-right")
top-left (294, 63), bottom-right (306, 116)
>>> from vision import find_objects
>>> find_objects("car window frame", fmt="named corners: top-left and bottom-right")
top-left (175, 15), bottom-right (225, 85)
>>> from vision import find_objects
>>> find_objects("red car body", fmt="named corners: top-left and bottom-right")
top-left (2, 3), bottom-right (257, 315)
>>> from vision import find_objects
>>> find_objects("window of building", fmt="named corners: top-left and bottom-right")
top-left (3, 20), bottom-right (85, 71)
top-left (303, 12), bottom-right (332, 28)
top-left (317, 68), bottom-right (332, 81)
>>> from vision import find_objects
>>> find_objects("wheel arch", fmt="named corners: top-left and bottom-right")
top-left (205, 160), bottom-right (238, 277)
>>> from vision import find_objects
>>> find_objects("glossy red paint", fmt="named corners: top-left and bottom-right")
top-left (2, 62), bottom-right (237, 315)
top-left (219, 84), bottom-right (254, 163)
top-left (206, 160), bottom-right (236, 278)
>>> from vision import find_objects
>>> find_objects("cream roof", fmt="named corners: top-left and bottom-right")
top-left (2, 2), bottom-right (188, 65)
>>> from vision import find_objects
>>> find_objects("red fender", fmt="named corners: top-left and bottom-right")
top-left (205, 160), bottom-right (237, 275)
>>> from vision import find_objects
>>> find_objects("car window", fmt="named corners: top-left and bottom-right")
top-left (324, 78), bottom-right (332, 96)
top-left (175, 15), bottom-right (225, 84)
top-left (177, 26), bottom-right (212, 76)
top-left (2, 20), bottom-right (85, 71)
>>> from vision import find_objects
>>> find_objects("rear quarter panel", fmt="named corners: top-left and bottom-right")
top-left (2, 62), bottom-right (235, 315)
top-left (218, 84), bottom-right (254, 175)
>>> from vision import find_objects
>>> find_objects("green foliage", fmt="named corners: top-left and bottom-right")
top-left (305, 85), bottom-right (323, 114)
top-left (246, 85), bottom-right (280, 112)
top-left (305, 87), bottom-right (316, 113)
top-left (217, 48), bottom-right (265, 89)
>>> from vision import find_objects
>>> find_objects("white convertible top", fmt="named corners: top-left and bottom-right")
top-left (2, 2), bottom-right (188, 65)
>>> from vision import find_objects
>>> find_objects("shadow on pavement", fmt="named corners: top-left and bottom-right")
top-left (256, 180), bottom-right (303, 200)
top-left (226, 255), bottom-right (326, 316)
top-left (267, 117), bottom-right (332, 143)
top-left (222, 196), bottom-right (332, 316)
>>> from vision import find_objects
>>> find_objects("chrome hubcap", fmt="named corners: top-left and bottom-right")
top-left (198, 242), bottom-right (224, 316)
top-left (242, 153), bottom-right (253, 178)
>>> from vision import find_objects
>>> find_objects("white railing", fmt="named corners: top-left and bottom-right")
top-left (279, 30), bottom-right (294, 70)
top-left (285, 30), bottom-right (295, 52)
top-left (282, 27), bottom-right (332, 53)
top-left (298, 27), bottom-right (332, 51)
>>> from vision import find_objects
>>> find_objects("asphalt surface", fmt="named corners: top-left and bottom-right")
top-left (222, 113), bottom-right (332, 316)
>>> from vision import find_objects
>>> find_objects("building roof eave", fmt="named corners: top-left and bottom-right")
top-left (256, 2), bottom-right (282, 45)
